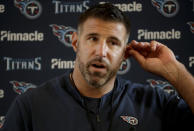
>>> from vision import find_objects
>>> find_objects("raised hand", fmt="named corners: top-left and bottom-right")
top-left (125, 40), bottom-right (194, 113)
top-left (125, 40), bottom-right (179, 83)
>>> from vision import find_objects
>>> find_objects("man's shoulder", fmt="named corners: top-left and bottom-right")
top-left (16, 71), bottom-right (72, 102)
top-left (116, 77), bottom-right (169, 102)
top-left (116, 77), bottom-right (151, 92)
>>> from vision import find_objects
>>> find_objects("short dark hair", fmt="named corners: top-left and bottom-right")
top-left (78, 3), bottom-right (131, 37)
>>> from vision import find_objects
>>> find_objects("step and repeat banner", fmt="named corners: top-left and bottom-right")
top-left (0, 0), bottom-right (194, 128)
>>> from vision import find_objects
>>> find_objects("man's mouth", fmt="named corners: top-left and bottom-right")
top-left (92, 63), bottom-right (105, 69)
top-left (90, 61), bottom-right (107, 72)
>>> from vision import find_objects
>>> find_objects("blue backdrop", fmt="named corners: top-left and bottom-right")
top-left (0, 0), bottom-right (194, 128)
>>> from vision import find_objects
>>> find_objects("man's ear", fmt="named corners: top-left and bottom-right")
top-left (72, 32), bottom-right (78, 52)
top-left (124, 45), bottom-right (130, 60)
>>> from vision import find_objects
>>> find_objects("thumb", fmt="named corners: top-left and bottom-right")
top-left (129, 49), bottom-right (145, 67)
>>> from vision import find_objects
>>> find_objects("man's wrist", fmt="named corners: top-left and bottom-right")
top-left (162, 60), bottom-right (184, 86)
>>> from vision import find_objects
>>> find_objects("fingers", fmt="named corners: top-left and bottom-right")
top-left (128, 40), bottom-right (164, 53)
top-left (130, 40), bottom-right (151, 51)
top-left (150, 40), bottom-right (164, 52)
top-left (150, 41), bottom-right (157, 52)
top-left (128, 49), bottom-right (145, 67)
top-left (125, 40), bottom-right (165, 60)
top-left (127, 40), bottom-right (151, 58)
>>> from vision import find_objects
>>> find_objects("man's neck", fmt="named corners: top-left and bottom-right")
top-left (72, 67), bottom-right (116, 98)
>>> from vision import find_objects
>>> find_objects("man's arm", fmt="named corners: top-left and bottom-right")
top-left (126, 40), bottom-right (194, 113)
top-left (0, 97), bottom-right (29, 131)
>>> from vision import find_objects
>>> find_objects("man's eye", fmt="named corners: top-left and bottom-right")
top-left (89, 37), bottom-right (98, 41)
top-left (111, 42), bottom-right (117, 45)
top-left (110, 41), bottom-right (119, 46)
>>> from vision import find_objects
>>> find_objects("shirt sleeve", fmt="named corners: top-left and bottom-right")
top-left (162, 90), bottom-right (194, 130)
top-left (0, 95), bottom-right (32, 131)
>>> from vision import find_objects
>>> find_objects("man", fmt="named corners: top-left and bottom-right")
top-left (1, 3), bottom-right (194, 131)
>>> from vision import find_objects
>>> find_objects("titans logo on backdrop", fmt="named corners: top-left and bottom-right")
top-left (147, 79), bottom-right (177, 94)
top-left (14, 0), bottom-right (42, 19)
top-left (187, 22), bottom-right (194, 33)
top-left (52, 0), bottom-right (90, 14)
top-left (50, 24), bottom-right (76, 47)
top-left (3, 57), bottom-right (42, 71)
top-left (151, 0), bottom-right (179, 17)
top-left (0, 116), bottom-right (5, 129)
top-left (10, 81), bottom-right (37, 95)
top-left (118, 59), bottom-right (131, 75)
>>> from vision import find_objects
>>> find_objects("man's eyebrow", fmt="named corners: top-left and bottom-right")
top-left (86, 33), bottom-right (99, 37)
top-left (109, 36), bottom-right (122, 43)
top-left (85, 33), bottom-right (122, 43)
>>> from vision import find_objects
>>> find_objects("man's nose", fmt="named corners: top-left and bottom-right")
top-left (95, 41), bottom-right (108, 57)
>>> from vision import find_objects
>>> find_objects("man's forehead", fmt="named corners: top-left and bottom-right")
top-left (80, 18), bottom-right (127, 39)
top-left (83, 18), bottom-right (125, 29)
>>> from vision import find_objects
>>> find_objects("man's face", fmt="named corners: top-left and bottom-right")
top-left (75, 18), bottom-right (128, 88)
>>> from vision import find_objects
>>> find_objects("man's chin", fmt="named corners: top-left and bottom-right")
top-left (88, 80), bottom-right (106, 88)
top-left (86, 75), bottom-right (107, 88)
top-left (89, 67), bottom-right (107, 76)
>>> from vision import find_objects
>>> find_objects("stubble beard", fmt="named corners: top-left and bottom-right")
top-left (76, 51), bottom-right (122, 88)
